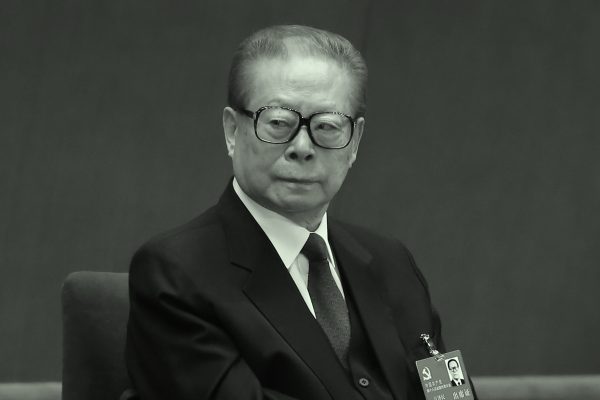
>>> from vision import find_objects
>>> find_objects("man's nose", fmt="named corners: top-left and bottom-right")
top-left (284, 125), bottom-right (315, 161)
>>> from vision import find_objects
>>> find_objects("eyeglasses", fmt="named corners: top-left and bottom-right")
top-left (238, 106), bottom-right (356, 149)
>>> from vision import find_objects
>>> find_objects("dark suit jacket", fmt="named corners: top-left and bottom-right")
top-left (451, 379), bottom-right (466, 387)
top-left (125, 182), bottom-right (446, 400)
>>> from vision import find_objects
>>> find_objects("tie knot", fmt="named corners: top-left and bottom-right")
top-left (301, 233), bottom-right (329, 262)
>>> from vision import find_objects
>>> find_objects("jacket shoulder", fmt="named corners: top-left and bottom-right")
top-left (331, 220), bottom-right (429, 290)
top-left (131, 205), bottom-right (228, 276)
top-left (143, 205), bottom-right (220, 248)
top-left (332, 220), bottom-right (411, 257)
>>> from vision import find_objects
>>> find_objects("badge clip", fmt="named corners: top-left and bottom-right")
top-left (420, 333), bottom-right (445, 361)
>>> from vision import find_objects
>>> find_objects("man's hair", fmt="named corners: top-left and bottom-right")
top-left (227, 25), bottom-right (368, 117)
top-left (447, 359), bottom-right (460, 369)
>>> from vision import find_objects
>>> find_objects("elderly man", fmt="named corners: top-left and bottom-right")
top-left (126, 25), bottom-right (446, 400)
top-left (448, 359), bottom-right (466, 387)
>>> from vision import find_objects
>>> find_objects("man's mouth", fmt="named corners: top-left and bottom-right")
top-left (279, 177), bottom-right (319, 184)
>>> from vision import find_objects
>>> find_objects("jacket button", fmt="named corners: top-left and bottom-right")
top-left (358, 377), bottom-right (370, 388)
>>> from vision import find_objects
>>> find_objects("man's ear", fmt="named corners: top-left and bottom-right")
top-left (348, 117), bottom-right (365, 167)
top-left (223, 107), bottom-right (238, 158)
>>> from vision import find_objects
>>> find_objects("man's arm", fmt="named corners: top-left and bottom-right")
top-left (125, 245), bottom-right (300, 400)
top-left (402, 243), bottom-right (478, 399)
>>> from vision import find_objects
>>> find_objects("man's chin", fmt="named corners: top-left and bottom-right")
top-left (278, 179), bottom-right (320, 192)
top-left (276, 199), bottom-right (322, 214)
top-left (268, 194), bottom-right (326, 218)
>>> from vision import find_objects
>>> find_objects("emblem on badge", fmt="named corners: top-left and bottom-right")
top-left (422, 367), bottom-right (432, 380)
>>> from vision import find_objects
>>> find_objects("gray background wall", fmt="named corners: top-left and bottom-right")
top-left (1, 0), bottom-right (599, 382)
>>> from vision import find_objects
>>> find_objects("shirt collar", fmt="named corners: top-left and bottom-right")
top-left (233, 178), bottom-right (330, 269)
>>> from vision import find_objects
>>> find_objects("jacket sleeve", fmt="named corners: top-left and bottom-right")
top-left (402, 242), bottom-right (479, 400)
top-left (125, 245), bottom-right (300, 400)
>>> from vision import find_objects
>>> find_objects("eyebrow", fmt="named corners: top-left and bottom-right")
top-left (261, 97), bottom-right (341, 113)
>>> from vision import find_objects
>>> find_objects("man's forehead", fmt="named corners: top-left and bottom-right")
top-left (243, 57), bottom-right (354, 111)
top-left (252, 50), bottom-right (342, 70)
top-left (251, 55), bottom-right (343, 79)
top-left (244, 54), bottom-right (351, 92)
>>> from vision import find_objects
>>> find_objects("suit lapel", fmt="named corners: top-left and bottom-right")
top-left (216, 184), bottom-right (359, 400)
top-left (242, 252), bottom-right (359, 400)
top-left (330, 223), bottom-right (410, 400)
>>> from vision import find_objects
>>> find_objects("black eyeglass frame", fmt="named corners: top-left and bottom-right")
top-left (238, 106), bottom-right (357, 149)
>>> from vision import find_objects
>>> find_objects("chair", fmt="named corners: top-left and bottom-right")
top-left (61, 271), bottom-right (132, 400)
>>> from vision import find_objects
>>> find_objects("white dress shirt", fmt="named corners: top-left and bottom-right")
top-left (233, 179), bottom-right (345, 318)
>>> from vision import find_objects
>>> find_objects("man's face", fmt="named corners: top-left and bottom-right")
top-left (224, 55), bottom-right (364, 225)
top-left (448, 360), bottom-right (460, 380)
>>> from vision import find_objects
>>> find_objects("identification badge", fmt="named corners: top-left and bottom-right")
top-left (415, 334), bottom-right (474, 400)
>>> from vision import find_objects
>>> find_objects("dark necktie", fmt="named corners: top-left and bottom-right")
top-left (302, 233), bottom-right (351, 366)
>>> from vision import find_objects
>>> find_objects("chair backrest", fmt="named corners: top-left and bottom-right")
top-left (61, 271), bottom-right (130, 400)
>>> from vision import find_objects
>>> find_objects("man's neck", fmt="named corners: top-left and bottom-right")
top-left (233, 179), bottom-right (327, 231)
top-left (280, 210), bottom-right (325, 232)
